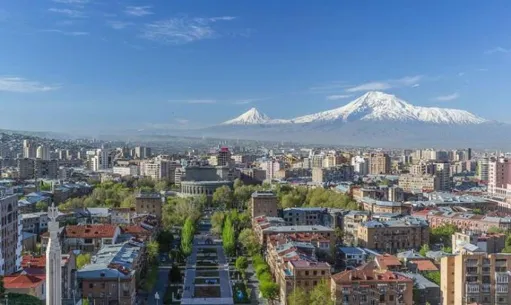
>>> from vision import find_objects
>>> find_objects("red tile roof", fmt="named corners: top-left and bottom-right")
top-left (21, 255), bottom-right (46, 268)
top-left (413, 259), bottom-right (439, 272)
top-left (64, 224), bottom-right (118, 238)
top-left (332, 262), bottom-right (412, 284)
top-left (375, 254), bottom-right (402, 270)
top-left (3, 274), bottom-right (45, 289)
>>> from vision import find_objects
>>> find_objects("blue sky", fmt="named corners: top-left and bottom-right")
top-left (0, 0), bottom-right (510, 132)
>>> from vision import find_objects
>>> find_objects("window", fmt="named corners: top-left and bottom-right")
top-left (101, 283), bottom-right (105, 288)
top-left (389, 295), bottom-right (394, 301)
top-left (379, 295), bottom-right (385, 302)
top-left (89, 283), bottom-right (93, 289)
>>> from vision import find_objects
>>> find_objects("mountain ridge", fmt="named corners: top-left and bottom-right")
top-left (222, 91), bottom-right (488, 126)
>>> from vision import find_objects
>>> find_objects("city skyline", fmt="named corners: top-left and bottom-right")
top-left (0, 1), bottom-right (510, 132)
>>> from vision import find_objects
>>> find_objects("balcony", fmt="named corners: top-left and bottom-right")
top-left (466, 284), bottom-right (480, 294)
top-left (466, 260), bottom-right (479, 267)
top-left (495, 272), bottom-right (509, 284)
top-left (482, 284), bottom-right (491, 293)
top-left (495, 284), bottom-right (508, 294)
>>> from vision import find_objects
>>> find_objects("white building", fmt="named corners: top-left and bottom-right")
top-left (351, 156), bottom-right (369, 176)
top-left (36, 145), bottom-right (50, 160)
top-left (113, 165), bottom-right (140, 177)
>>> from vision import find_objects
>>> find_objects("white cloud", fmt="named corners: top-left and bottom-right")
top-left (52, 0), bottom-right (89, 3)
top-left (412, 84), bottom-right (420, 88)
top-left (141, 16), bottom-right (236, 45)
top-left (346, 75), bottom-right (422, 92)
top-left (125, 6), bottom-right (153, 17)
top-left (175, 118), bottom-right (189, 124)
top-left (485, 47), bottom-right (510, 54)
top-left (169, 99), bottom-right (217, 104)
top-left (476, 68), bottom-right (488, 72)
top-left (326, 94), bottom-right (353, 100)
top-left (41, 29), bottom-right (89, 36)
top-left (107, 21), bottom-right (133, 30)
top-left (0, 77), bottom-right (59, 93)
top-left (458, 72), bottom-right (465, 77)
top-left (48, 8), bottom-right (86, 18)
top-left (233, 97), bottom-right (267, 105)
top-left (433, 92), bottom-right (460, 102)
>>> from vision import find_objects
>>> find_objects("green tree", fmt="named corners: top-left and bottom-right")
top-left (213, 185), bottom-right (234, 209)
top-left (239, 228), bottom-right (261, 256)
top-left (222, 215), bottom-right (236, 256)
top-left (40, 182), bottom-right (52, 191)
top-left (488, 226), bottom-right (506, 234)
top-left (260, 281), bottom-right (280, 305)
top-left (35, 201), bottom-right (48, 212)
top-left (430, 224), bottom-right (459, 247)
top-left (163, 197), bottom-right (201, 230)
top-left (169, 264), bottom-right (182, 283)
top-left (287, 287), bottom-right (309, 305)
top-left (235, 256), bottom-right (249, 277)
top-left (155, 180), bottom-right (169, 192)
top-left (419, 244), bottom-right (430, 257)
top-left (281, 193), bottom-right (304, 208)
top-left (120, 195), bottom-right (135, 208)
top-left (334, 227), bottom-right (344, 242)
top-left (473, 208), bottom-right (482, 215)
top-left (423, 271), bottom-right (440, 285)
top-left (211, 211), bottom-right (225, 235)
top-left (146, 240), bottom-right (160, 264)
top-left (157, 230), bottom-right (174, 253)
top-left (76, 253), bottom-right (92, 269)
top-left (309, 279), bottom-right (334, 305)
top-left (233, 178), bottom-right (244, 190)
top-left (181, 217), bottom-right (195, 257)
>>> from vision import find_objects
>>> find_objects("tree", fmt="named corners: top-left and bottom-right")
top-left (35, 201), bottom-right (48, 212)
top-left (334, 227), bottom-right (344, 243)
top-left (157, 230), bottom-right (174, 253)
top-left (146, 240), bottom-right (160, 264)
top-left (77, 253), bottom-right (92, 269)
top-left (287, 287), bottom-right (309, 305)
top-left (163, 198), bottom-right (201, 230)
top-left (281, 193), bottom-right (304, 208)
top-left (430, 224), bottom-right (459, 247)
top-left (235, 256), bottom-right (249, 277)
top-left (473, 208), bottom-right (482, 215)
top-left (155, 180), bottom-right (169, 192)
top-left (239, 228), bottom-right (261, 256)
top-left (423, 271), bottom-right (440, 285)
top-left (488, 226), bottom-right (506, 234)
top-left (181, 217), bottom-right (195, 257)
top-left (211, 211), bottom-right (225, 235)
top-left (222, 215), bottom-right (236, 257)
top-left (169, 264), bottom-right (182, 282)
top-left (419, 244), bottom-right (430, 257)
top-left (120, 195), bottom-right (135, 208)
top-left (260, 281), bottom-right (280, 305)
top-left (233, 178), bottom-right (244, 190)
top-left (213, 185), bottom-right (234, 209)
top-left (309, 279), bottom-right (334, 305)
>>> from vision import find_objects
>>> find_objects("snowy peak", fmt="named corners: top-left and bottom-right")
top-left (222, 108), bottom-right (272, 125)
top-left (292, 91), bottom-right (488, 124)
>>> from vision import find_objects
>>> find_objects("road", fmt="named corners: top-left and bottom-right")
top-left (147, 266), bottom-right (171, 305)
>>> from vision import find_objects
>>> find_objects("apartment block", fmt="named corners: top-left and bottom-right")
top-left (312, 165), bottom-right (354, 183)
top-left (0, 187), bottom-right (22, 275)
top-left (398, 174), bottom-right (440, 192)
top-left (250, 191), bottom-right (278, 218)
top-left (135, 192), bottom-right (163, 220)
top-left (331, 261), bottom-right (414, 305)
top-left (361, 197), bottom-right (410, 215)
top-left (357, 217), bottom-right (429, 254)
top-left (441, 252), bottom-right (511, 305)
top-left (60, 224), bottom-right (121, 253)
top-left (369, 152), bottom-right (391, 175)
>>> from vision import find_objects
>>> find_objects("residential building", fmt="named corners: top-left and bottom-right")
top-left (77, 241), bottom-right (143, 305)
top-left (477, 157), bottom-right (490, 181)
top-left (21, 212), bottom-right (48, 236)
top-left (110, 208), bottom-right (135, 225)
top-left (23, 140), bottom-right (36, 159)
top-left (134, 146), bottom-right (151, 159)
top-left (488, 158), bottom-right (511, 196)
top-left (434, 162), bottom-right (451, 191)
top-left (282, 207), bottom-right (345, 229)
top-left (3, 274), bottom-right (45, 300)
top-left (452, 231), bottom-right (506, 254)
top-left (416, 210), bottom-right (511, 233)
top-left (21, 252), bottom-right (77, 300)
top-left (342, 211), bottom-right (371, 245)
top-left (398, 174), bottom-right (440, 192)
top-left (356, 216), bottom-right (429, 254)
top-left (263, 160), bottom-right (281, 181)
top-left (351, 156), bottom-right (369, 176)
top-left (312, 165), bottom-right (354, 183)
top-left (369, 152), bottom-right (391, 175)
top-left (361, 197), bottom-right (410, 215)
top-left (135, 192), bottom-right (163, 220)
top-left (112, 165), bottom-right (140, 177)
top-left (61, 224), bottom-right (121, 253)
top-left (36, 145), bottom-right (50, 160)
top-left (441, 252), bottom-right (511, 305)
top-left (331, 261), bottom-right (414, 305)
top-left (216, 147), bottom-right (232, 167)
top-left (398, 272), bottom-right (440, 305)
top-left (250, 191), bottom-right (278, 218)
top-left (0, 187), bottom-right (22, 275)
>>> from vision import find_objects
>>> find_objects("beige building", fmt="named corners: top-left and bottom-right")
top-left (441, 252), bottom-right (511, 305)
top-left (398, 174), bottom-right (440, 192)
top-left (357, 217), bottom-right (429, 254)
top-left (331, 261), bottom-right (414, 305)
top-left (250, 191), bottom-right (278, 218)
top-left (3, 274), bottom-right (45, 300)
top-left (135, 192), bottom-right (163, 220)
top-left (369, 152), bottom-right (391, 175)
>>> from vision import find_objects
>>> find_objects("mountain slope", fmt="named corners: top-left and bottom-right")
top-left (290, 91), bottom-right (487, 124)
top-left (222, 108), bottom-right (273, 125)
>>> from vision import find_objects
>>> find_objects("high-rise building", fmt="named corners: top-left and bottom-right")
top-left (434, 162), bottom-right (451, 191)
top-left (217, 147), bottom-right (232, 167)
top-left (134, 146), bottom-right (151, 159)
top-left (263, 160), bottom-right (281, 181)
top-left (441, 252), bottom-right (511, 305)
top-left (351, 156), bottom-right (369, 176)
top-left (36, 145), bottom-right (50, 160)
top-left (250, 191), bottom-right (278, 218)
top-left (312, 165), bottom-right (354, 183)
top-left (22, 140), bottom-right (36, 159)
top-left (488, 158), bottom-right (511, 196)
top-left (477, 157), bottom-right (490, 181)
top-left (369, 152), bottom-right (391, 175)
top-left (0, 187), bottom-right (22, 275)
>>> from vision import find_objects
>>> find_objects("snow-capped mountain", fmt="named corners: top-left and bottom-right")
top-left (222, 108), bottom-right (273, 125)
top-left (290, 91), bottom-right (487, 124)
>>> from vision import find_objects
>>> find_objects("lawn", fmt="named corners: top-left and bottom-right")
top-left (194, 286), bottom-right (221, 298)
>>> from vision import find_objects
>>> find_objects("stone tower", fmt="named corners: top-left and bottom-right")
top-left (46, 203), bottom-right (62, 305)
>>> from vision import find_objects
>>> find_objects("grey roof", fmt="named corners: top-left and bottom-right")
top-left (262, 225), bottom-right (334, 233)
top-left (252, 191), bottom-right (276, 198)
top-left (77, 241), bottom-right (142, 280)
top-left (397, 250), bottom-right (424, 260)
top-left (397, 273), bottom-right (439, 289)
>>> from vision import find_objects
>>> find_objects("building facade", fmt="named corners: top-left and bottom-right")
top-left (250, 191), bottom-right (278, 218)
